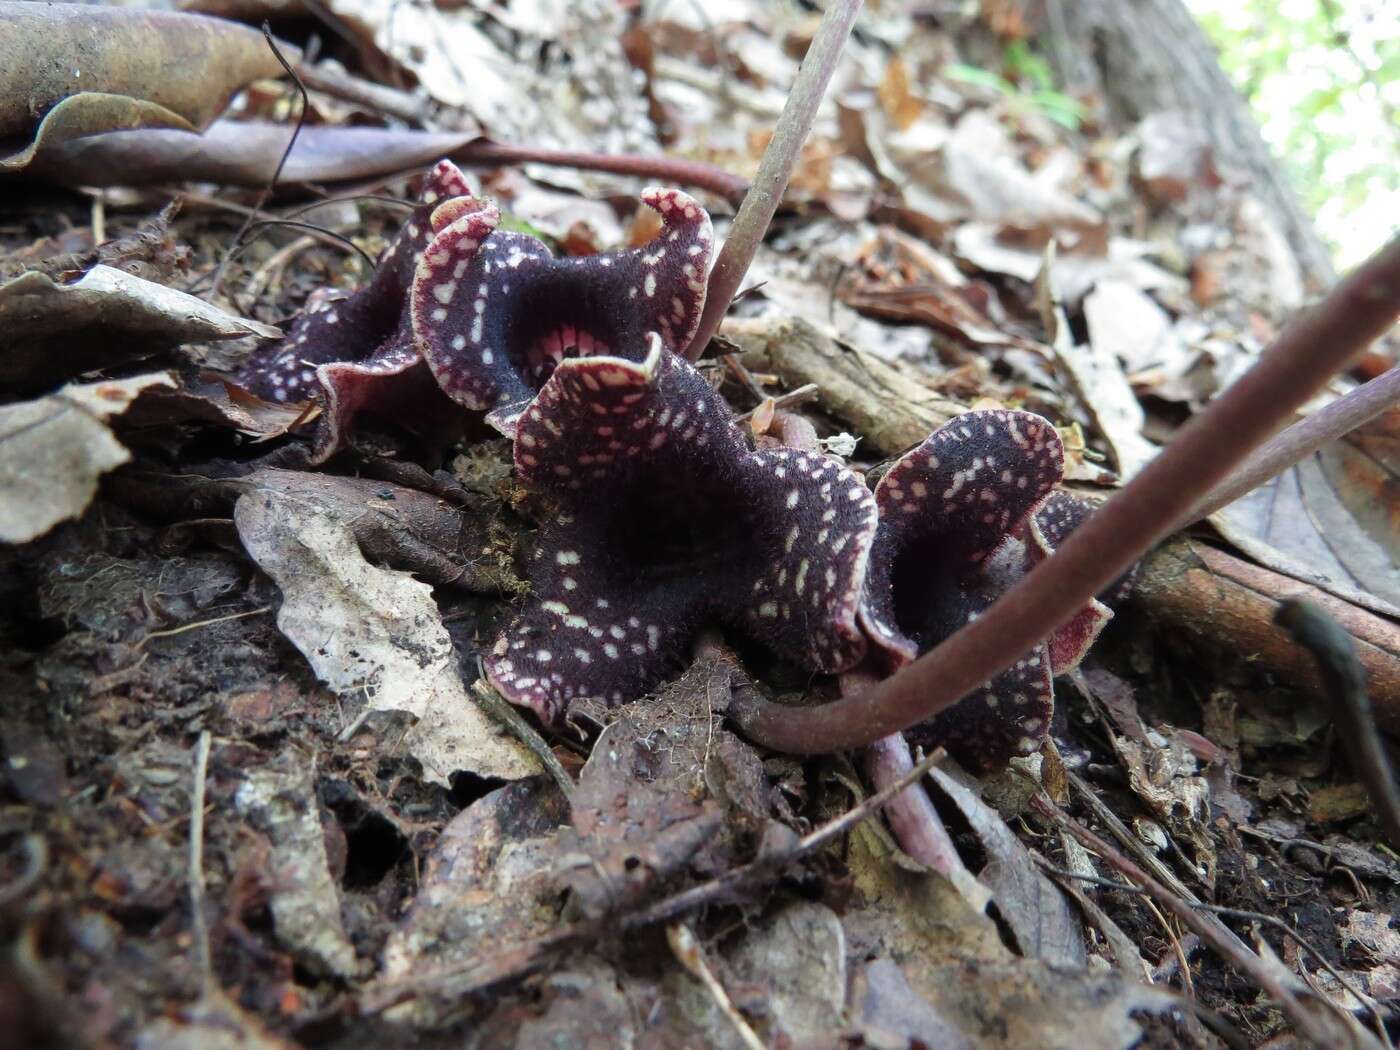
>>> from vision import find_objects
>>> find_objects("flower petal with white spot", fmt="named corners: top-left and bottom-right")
top-left (412, 188), bottom-right (714, 438)
top-left (485, 344), bottom-right (877, 726)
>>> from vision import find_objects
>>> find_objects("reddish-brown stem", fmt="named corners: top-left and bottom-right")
top-left (683, 0), bottom-right (863, 360)
top-left (1180, 363), bottom-right (1400, 527)
top-left (453, 142), bottom-right (749, 203)
top-left (863, 733), bottom-right (967, 876)
top-left (733, 235), bottom-right (1400, 753)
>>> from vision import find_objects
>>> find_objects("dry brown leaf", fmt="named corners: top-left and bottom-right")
top-left (30, 121), bottom-right (479, 188)
top-left (0, 373), bottom-right (175, 544)
top-left (0, 265), bottom-right (279, 391)
top-left (0, 5), bottom-right (286, 171)
top-left (1211, 404), bottom-right (1400, 613)
top-left (927, 766), bottom-right (1087, 968)
top-left (233, 490), bottom-right (540, 785)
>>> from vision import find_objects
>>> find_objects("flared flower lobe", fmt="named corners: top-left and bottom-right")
top-left (413, 188), bottom-right (714, 437)
top-left (232, 160), bottom-right (486, 461)
top-left (859, 410), bottom-right (1070, 769)
top-left (485, 346), bottom-right (877, 725)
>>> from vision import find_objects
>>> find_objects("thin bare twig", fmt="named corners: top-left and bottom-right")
top-left (684, 0), bottom-right (864, 359)
top-left (668, 924), bottom-right (767, 1050)
top-left (732, 235), bottom-right (1400, 753)
top-left (472, 676), bottom-right (575, 802)
top-left (1275, 599), bottom-right (1400, 849)
top-left (1031, 794), bottom-right (1374, 1050)
top-left (205, 25), bottom-right (309, 302)
top-left (133, 606), bottom-right (272, 652)
top-left (188, 730), bottom-right (214, 1000)
top-left (1039, 863), bottom-right (1393, 1049)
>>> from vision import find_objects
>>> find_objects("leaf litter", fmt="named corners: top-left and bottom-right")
top-left (2, 1), bottom-right (1399, 1048)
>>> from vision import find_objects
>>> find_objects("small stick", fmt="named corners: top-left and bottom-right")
top-left (1030, 794), bottom-right (1369, 1050)
top-left (133, 606), bottom-right (272, 652)
top-left (1275, 599), bottom-right (1400, 848)
top-left (732, 235), bottom-right (1400, 753)
top-left (188, 730), bottom-right (215, 999)
top-left (667, 924), bottom-right (767, 1050)
top-left (473, 676), bottom-right (575, 802)
top-left (684, 0), bottom-right (864, 359)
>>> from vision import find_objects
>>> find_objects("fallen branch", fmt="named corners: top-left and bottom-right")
top-left (732, 235), bottom-right (1400, 753)
top-left (1133, 537), bottom-right (1400, 735)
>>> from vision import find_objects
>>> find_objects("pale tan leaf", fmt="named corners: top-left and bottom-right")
top-left (233, 491), bottom-right (540, 785)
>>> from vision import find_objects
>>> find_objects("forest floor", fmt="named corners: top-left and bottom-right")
top-left (1, 2), bottom-right (1397, 1049)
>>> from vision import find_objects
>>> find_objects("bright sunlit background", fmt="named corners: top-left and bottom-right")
top-left (1187, 0), bottom-right (1398, 269)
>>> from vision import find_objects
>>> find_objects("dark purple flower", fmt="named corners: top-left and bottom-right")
top-left (485, 344), bottom-right (878, 725)
top-left (858, 410), bottom-right (1112, 770)
top-left (232, 160), bottom-right (493, 461)
top-left (411, 188), bottom-right (714, 437)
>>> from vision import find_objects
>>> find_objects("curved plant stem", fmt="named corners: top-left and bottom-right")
top-left (1179, 363), bottom-right (1400, 528)
top-left (733, 234), bottom-right (1400, 754)
top-left (683, 0), bottom-right (864, 360)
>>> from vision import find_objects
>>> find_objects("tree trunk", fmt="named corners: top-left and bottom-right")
top-left (1031, 0), bottom-right (1336, 291)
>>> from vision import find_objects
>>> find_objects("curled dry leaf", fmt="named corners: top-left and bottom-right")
top-left (28, 121), bottom-right (481, 188)
top-left (0, 265), bottom-right (279, 392)
top-left (0, 5), bottom-right (287, 170)
top-left (0, 373), bottom-right (175, 544)
top-left (232, 489), bottom-right (540, 785)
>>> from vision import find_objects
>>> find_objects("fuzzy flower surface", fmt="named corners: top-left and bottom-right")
top-left (858, 410), bottom-right (1112, 769)
top-left (486, 344), bottom-right (878, 725)
top-left (412, 188), bottom-right (714, 437)
top-left (232, 160), bottom-right (491, 461)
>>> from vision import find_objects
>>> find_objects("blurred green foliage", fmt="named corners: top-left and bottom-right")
top-left (1188, 0), bottom-right (1398, 266)
top-left (947, 40), bottom-right (1085, 131)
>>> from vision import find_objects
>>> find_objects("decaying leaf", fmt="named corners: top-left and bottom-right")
top-left (1212, 404), bottom-right (1400, 611)
top-left (0, 5), bottom-right (286, 170)
top-left (30, 120), bottom-right (481, 188)
top-left (376, 776), bottom-right (570, 1026)
top-left (229, 749), bottom-right (359, 978)
top-left (0, 265), bottom-right (279, 391)
top-left (0, 372), bottom-right (174, 544)
top-left (927, 766), bottom-right (1087, 968)
top-left (233, 489), bottom-right (540, 784)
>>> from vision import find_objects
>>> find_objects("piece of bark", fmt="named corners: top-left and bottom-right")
top-left (720, 315), bottom-right (962, 455)
top-left (1134, 536), bottom-right (1400, 735)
